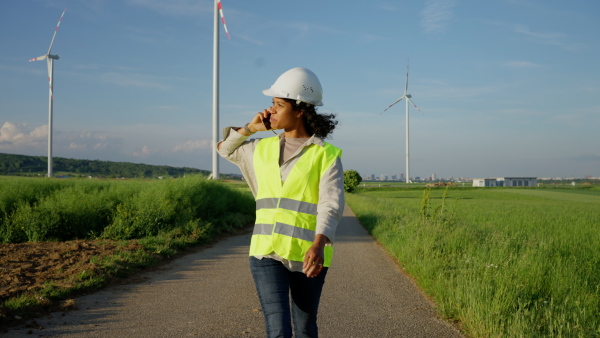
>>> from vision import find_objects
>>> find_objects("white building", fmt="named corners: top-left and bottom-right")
top-left (473, 178), bottom-right (498, 187)
top-left (473, 177), bottom-right (537, 187)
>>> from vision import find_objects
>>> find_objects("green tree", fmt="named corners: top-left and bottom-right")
top-left (344, 170), bottom-right (362, 193)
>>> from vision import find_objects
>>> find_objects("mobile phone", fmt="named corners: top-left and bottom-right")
top-left (263, 113), bottom-right (272, 130)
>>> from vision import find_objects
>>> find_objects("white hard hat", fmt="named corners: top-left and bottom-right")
top-left (262, 67), bottom-right (323, 106)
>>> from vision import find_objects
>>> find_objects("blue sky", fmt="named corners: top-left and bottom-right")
top-left (1, 0), bottom-right (598, 179)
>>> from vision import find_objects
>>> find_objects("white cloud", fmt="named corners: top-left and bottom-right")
top-left (0, 121), bottom-right (210, 168)
top-left (0, 122), bottom-right (128, 160)
top-left (514, 24), bottom-right (562, 43)
top-left (64, 130), bottom-right (123, 153)
top-left (421, 0), bottom-right (456, 34)
top-left (0, 122), bottom-right (47, 149)
top-left (131, 145), bottom-right (156, 157)
top-left (68, 142), bottom-right (86, 150)
top-left (513, 24), bottom-right (583, 51)
top-left (172, 139), bottom-right (212, 152)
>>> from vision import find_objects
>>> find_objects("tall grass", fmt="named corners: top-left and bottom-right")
top-left (346, 187), bottom-right (600, 337)
top-left (0, 176), bottom-right (255, 243)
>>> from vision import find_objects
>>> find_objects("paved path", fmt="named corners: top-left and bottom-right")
top-left (5, 205), bottom-right (463, 337)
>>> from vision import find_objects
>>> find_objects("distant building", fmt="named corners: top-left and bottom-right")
top-left (473, 177), bottom-right (537, 187)
top-left (473, 178), bottom-right (499, 187)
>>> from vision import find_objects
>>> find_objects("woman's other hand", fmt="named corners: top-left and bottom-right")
top-left (303, 234), bottom-right (328, 278)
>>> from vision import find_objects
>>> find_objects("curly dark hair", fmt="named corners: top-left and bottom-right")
top-left (285, 99), bottom-right (339, 139)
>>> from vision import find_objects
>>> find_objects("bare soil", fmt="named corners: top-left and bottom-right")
top-left (0, 240), bottom-right (142, 307)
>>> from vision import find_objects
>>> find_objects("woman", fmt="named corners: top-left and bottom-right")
top-left (217, 67), bottom-right (344, 337)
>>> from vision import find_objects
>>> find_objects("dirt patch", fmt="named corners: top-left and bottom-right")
top-left (0, 239), bottom-right (142, 305)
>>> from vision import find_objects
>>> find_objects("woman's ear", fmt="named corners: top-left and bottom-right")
top-left (296, 110), bottom-right (304, 118)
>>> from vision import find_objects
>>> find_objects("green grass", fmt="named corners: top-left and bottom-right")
top-left (0, 175), bottom-right (255, 243)
top-left (346, 187), bottom-right (600, 337)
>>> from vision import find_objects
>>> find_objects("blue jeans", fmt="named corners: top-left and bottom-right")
top-left (249, 257), bottom-right (328, 338)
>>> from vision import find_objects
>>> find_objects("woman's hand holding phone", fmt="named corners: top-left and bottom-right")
top-left (243, 108), bottom-right (274, 135)
top-left (238, 108), bottom-right (277, 136)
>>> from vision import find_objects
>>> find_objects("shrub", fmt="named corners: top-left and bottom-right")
top-left (102, 176), bottom-right (255, 240)
top-left (1, 176), bottom-right (255, 243)
top-left (344, 170), bottom-right (362, 192)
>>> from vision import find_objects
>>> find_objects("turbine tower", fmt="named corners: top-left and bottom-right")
top-left (212, 0), bottom-right (230, 179)
top-left (381, 63), bottom-right (422, 183)
top-left (29, 8), bottom-right (66, 178)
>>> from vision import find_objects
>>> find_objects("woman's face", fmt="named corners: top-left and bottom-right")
top-left (268, 97), bottom-right (303, 131)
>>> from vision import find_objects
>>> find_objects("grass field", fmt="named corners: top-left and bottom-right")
top-left (346, 187), bottom-right (600, 337)
top-left (0, 175), bottom-right (254, 243)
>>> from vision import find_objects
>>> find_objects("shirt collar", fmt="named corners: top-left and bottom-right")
top-left (279, 133), bottom-right (325, 147)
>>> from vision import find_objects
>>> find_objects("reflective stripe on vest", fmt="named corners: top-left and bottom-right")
top-left (250, 136), bottom-right (342, 267)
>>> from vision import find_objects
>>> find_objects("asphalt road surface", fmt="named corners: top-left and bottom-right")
top-left (5, 205), bottom-right (463, 337)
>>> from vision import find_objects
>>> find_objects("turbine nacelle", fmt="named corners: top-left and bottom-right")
top-left (406, 93), bottom-right (412, 98)
top-left (48, 54), bottom-right (59, 60)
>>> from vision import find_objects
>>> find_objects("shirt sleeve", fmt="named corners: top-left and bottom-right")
top-left (217, 127), bottom-right (250, 165)
top-left (217, 127), bottom-right (260, 197)
top-left (316, 157), bottom-right (345, 244)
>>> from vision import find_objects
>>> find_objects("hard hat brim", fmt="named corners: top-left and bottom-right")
top-left (262, 87), bottom-right (323, 106)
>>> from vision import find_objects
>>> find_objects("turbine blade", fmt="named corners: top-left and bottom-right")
top-left (407, 98), bottom-right (422, 113)
top-left (380, 95), bottom-right (406, 115)
top-left (404, 63), bottom-right (409, 94)
top-left (217, 1), bottom-right (231, 40)
top-left (47, 8), bottom-right (66, 55)
top-left (29, 55), bottom-right (47, 62)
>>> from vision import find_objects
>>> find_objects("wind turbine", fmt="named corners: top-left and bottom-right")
top-left (211, 0), bottom-right (230, 180)
top-left (381, 63), bottom-right (422, 183)
top-left (29, 8), bottom-right (66, 178)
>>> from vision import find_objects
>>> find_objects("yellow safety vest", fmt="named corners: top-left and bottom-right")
top-left (250, 136), bottom-right (342, 267)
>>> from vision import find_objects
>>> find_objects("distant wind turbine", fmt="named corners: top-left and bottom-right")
top-left (211, 0), bottom-right (230, 180)
top-left (29, 8), bottom-right (66, 178)
top-left (381, 62), bottom-right (423, 183)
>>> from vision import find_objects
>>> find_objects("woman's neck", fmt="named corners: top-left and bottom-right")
top-left (283, 123), bottom-right (310, 138)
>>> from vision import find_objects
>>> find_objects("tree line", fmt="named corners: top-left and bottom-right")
top-left (0, 153), bottom-right (211, 178)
